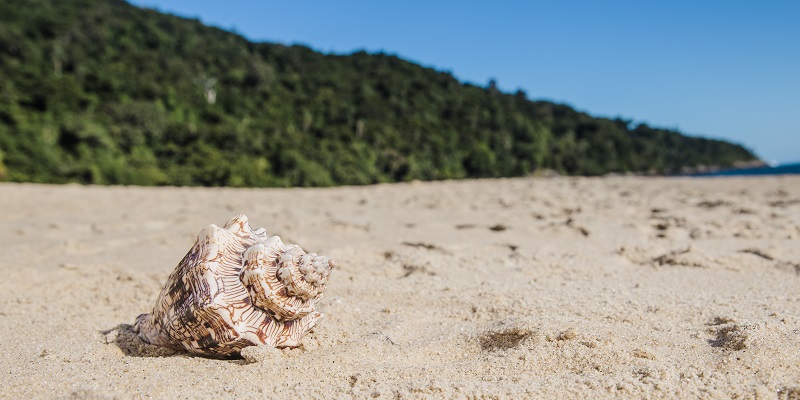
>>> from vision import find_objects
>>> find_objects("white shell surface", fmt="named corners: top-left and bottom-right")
top-left (133, 214), bottom-right (334, 357)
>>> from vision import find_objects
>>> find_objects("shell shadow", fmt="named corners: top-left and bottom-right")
top-left (101, 324), bottom-right (247, 362)
top-left (101, 324), bottom-right (182, 358)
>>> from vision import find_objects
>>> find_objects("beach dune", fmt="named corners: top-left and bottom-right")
top-left (1, 176), bottom-right (799, 398)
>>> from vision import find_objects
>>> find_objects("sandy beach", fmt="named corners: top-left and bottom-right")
top-left (1, 176), bottom-right (799, 399)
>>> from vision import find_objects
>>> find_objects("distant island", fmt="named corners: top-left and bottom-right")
top-left (689, 161), bottom-right (799, 177)
top-left (0, 0), bottom-right (759, 186)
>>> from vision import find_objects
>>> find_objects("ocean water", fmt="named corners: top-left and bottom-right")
top-left (691, 162), bottom-right (800, 177)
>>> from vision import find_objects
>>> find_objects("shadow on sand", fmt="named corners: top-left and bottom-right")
top-left (101, 324), bottom-right (246, 362)
top-left (101, 324), bottom-right (182, 358)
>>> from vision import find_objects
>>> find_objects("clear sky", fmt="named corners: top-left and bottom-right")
top-left (128, 0), bottom-right (799, 164)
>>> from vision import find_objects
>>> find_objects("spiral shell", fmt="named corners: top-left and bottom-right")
top-left (132, 214), bottom-right (336, 358)
top-left (241, 237), bottom-right (335, 321)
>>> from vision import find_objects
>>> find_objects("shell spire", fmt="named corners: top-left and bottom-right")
top-left (132, 214), bottom-right (336, 358)
top-left (240, 237), bottom-right (335, 321)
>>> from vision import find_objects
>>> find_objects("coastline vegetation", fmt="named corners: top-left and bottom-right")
top-left (0, 0), bottom-right (758, 186)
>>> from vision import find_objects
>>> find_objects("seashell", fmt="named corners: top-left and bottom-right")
top-left (133, 214), bottom-right (336, 358)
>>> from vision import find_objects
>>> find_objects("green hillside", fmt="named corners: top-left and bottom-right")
top-left (0, 0), bottom-right (758, 186)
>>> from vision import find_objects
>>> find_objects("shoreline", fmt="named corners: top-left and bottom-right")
top-left (1, 176), bottom-right (798, 398)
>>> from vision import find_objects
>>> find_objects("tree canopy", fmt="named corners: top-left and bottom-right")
top-left (0, 0), bottom-right (758, 186)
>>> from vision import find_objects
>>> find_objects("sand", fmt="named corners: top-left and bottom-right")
top-left (1, 176), bottom-right (799, 399)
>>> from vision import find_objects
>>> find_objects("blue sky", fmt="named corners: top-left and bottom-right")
top-left (128, 0), bottom-right (799, 164)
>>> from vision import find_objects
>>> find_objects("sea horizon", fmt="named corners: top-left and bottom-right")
top-left (691, 161), bottom-right (800, 177)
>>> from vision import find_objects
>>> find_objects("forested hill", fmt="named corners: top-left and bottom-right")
top-left (0, 0), bottom-right (758, 186)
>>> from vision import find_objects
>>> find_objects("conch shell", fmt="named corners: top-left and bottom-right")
top-left (133, 214), bottom-right (336, 358)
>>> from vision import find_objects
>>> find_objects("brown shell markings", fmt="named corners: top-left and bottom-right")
top-left (133, 214), bottom-right (336, 358)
